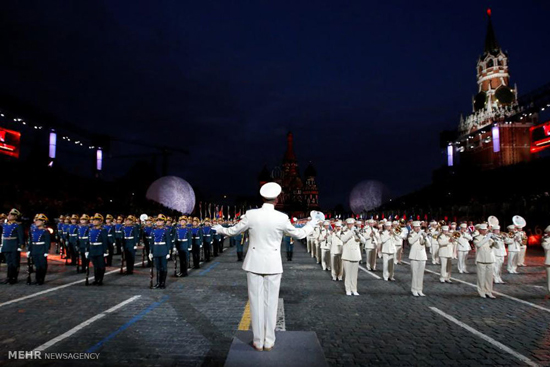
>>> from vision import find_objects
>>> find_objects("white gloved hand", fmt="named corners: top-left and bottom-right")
top-left (134, 246), bottom-right (137, 250)
top-left (148, 253), bottom-right (153, 260)
top-left (85, 252), bottom-right (89, 258)
top-left (27, 251), bottom-right (31, 258)
top-left (212, 225), bottom-right (224, 232)
top-left (44, 253), bottom-right (48, 257)
top-left (104, 253), bottom-right (108, 257)
top-left (17, 248), bottom-right (22, 252)
top-left (166, 254), bottom-right (170, 259)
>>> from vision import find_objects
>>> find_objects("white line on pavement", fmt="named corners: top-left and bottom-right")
top-left (276, 298), bottom-right (286, 331)
top-left (34, 295), bottom-right (141, 352)
top-left (402, 261), bottom-right (550, 314)
top-left (0, 262), bottom-right (141, 309)
top-left (430, 307), bottom-right (541, 367)
top-left (358, 265), bottom-right (382, 279)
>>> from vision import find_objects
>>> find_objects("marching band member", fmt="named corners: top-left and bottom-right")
top-left (408, 221), bottom-right (429, 296)
top-left (0, 209), bottom-right (24, 284)
top-left (492, 225), bottom-right (506, 284)
top-left (455, 223), bottom-right (473, 274)
top-left (149, 214), bottom-right (171, 288)
top-left (542, 226), bottom-right (550, 292)
top-left (340, 218), bottom-right (365, 295)
top-left (330, 221), bottom-right (344, 281)
top-left (474, 224), bottom-right (496, 299)
top-left (319, 221), bottom-right (331, 271)
top-left (363, 219), bottom-right (379, 271)
top-left (306, 216), bottom-right (314, 255)
top-left (142, 217), bottom-right (154, 267)
top-left (450, 222), bottom-right (458, 259)
top-left (438, 226), bottom-right (453, 283)
top-left (428, 221), bottom-right (440, 265)
top-left (517, 225), bottom-right (528, 267)
top-left (122, 215), bottom-right (140, 275)
top-left (27, 214), bottom-right (51, 285)
top-left (114, 215), bottom-right (124, 255)
top-left (379, 222), bottom-right (396, 281)
top-left (505, 225), bottom-right (520, 274)
top-left (311, 222), bottom-right (320, 260)
top-left (392, 221), bottom-right (407, 265)
top-left (86, 214), bottom-right (109, 285)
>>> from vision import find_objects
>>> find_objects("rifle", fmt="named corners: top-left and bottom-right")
top-left (173, 248), bottom-right (178, 276)
top-left (85, 257), bottom-right (90, 286)
top-left (120, 245), bottom-right (126, 274)
top-left (141, 240), bottom-right (145, 268)
top-left (26, 252), bottom-right (34, 285)
top-left (149, 260), bottom-right (154, 288)
top-left (76, 247), bottom-right (82, 273)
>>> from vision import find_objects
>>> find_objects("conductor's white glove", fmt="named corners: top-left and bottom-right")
top-left (44, 253), bottom-right (48, 257)
top-left (148, 253), bottom-right (153, 260)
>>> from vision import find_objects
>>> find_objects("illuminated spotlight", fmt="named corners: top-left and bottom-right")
top-left (96, 147), bottom-right (103, 171)
top-left (49, 130), bottom-right (57, 159)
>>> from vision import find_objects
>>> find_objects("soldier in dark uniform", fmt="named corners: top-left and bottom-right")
top-left (67, 214), bottom-right (80, 266)
top-left (28, 214), bottom-right (51, 285)
top-left (142, 217), bottom-right (153, 267)
top-left (104, 214), bottom-right (115, 266)
top-left (212, 218), bottom-right (223, 256)
top-left (202, 218), bottom-right (213, 262)
top-left (175, 216), bottom-right (191, 277)
top-left (235, 230), bottom-right (244, 261)
top-left (61, 216), bottom-right (70, 261)
top-left (86, 213), bottom-right (109, 285)
top-left (122, 215), bottom-right (140, 275)
top-left (77, 214), bottom-right (90, 273)
top-left (149, 214), bottom-right (171, 289)
top-left (114, 215), bottom-right (124, 255)
top-left (190, 217), bottom-right (203, 269)
top-left (55, 215), bottom-right (64, 255)
top-left (1, 209), bottom-right (25, 284)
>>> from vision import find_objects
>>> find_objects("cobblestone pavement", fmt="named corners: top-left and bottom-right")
top-left (0, 239), bottom-right (549, 367)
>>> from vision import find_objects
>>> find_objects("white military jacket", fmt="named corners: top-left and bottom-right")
top-left (379, 230), bottom-right (396, 254)
top-left (393, 228), bottom-right (408, 247)
top-left (318, 227), bottom-right (331, 250)
top-left (312, 226), bottom-right (321, 246)
top-left (456, 232), bottom-right (473, 252)
top-left (492, 235), bottom-right (506, 257)
top-left (330, 230), bottom-right (343, 255)
top-left (437, 233), bottom-right (453, 258)
top-left (215, 203), bottom-right (314, 274)
top-left (363, 226), bottom-right (379, 249)
top-left (504, 233), bottom-right (520, 252)
top-left (340, 227), bottom-right (364, 261)
top-left (408, 231), bottom-right (429, 261)
top-left (542, 235), bottom-right (550, 266)
top-left (474, 234), bottom-right (496, 263)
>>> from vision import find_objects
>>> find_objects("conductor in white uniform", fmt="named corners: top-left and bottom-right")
top-left (213, 182), bottom-right (317, 351)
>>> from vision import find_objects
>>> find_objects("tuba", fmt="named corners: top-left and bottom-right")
top-left (512, 215), bottom-right (526, 228)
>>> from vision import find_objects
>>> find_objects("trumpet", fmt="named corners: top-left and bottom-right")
top-left (508, 231), bottom-right (515, 238)
top-left (452, 231), bottom-right (461, 239)
top-left (393, 227), bottom-right (402, 235)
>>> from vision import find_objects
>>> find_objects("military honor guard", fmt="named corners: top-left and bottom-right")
top-left (212, 182), bottom-right (316, 351)
top-left (77, 214), bottom-right (91, 273)
top-left (55, 215), bottom-right (64, 255)
top-left (311, 223), bottom-right (320, 261)
top-left (505, 225), bottom-right (520, 274)
top-left (61, 216), bottom-right (71, 263)
top-left (438, 226), bottom-right (453, 283)
top-left (202, 218), bottom-right (213, 262)
top-left (455, 223), bottom-right (473, 274)
top-left (190, 217), bottom-right (203, 269)
top-left (0, 209), bottom-right (24, 284)
top-left (148, 214), bottom-right (171, 288)
top-left (340, 218), bottom-right (364, 295)
top-left (114, 215), bottom-right (124, 255)
top-left (212, 218), bottom-right (224, 256)
top-left (142, 217), bottom-right (154, 267)
top-left (27, 214), bottom-right (51, 285)
top-left (175, 216), bottom-right (191, 276)
top-left (408, 221), bottom-right (429, 296)
top-left (363, 219), bottom-right (379, 271)
top-left (474, 224), bottom-right (496, 299)
top-left (104, 214), bottom-right (116, 266)
top-left (491, 225), bottom-right (506, 284)
top-left (542, 226), bottom-right (550, 292)
top-left (122, 215), bottom-right (140, 275)
top-left (85, 214), bottom-right (109, 285)
top-left (319, 221), bottom-right (331, 271)
top-left (330, 221), bottom-right (344, 281)
top-left (67, 214), bottom-right (80, 266)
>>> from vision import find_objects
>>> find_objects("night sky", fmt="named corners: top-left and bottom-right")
top-left (1, 1), bottom-right (549, 209)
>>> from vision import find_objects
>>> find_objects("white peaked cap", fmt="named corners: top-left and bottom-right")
top-left (412, 221), bottom-right (421, 227)
top-left (384, 222), bottom-right (392, 227)
top-left (507, 225), bottom-right (515, 230)
top-left (459, 223), bottom-right (467, 229)
top-left (355, 220), bottom-right (362, 224)
top-left (442, 225), bottom-right (449, 231)
top-left (292, 217), bottom-right (297, 222)
top-left (323, 221), bottom-right (330, 225)
top-left (430, 221), bottom-right (437, 225)
top-left (479, 224), bottom-right (488, 230)
top-left (260, 182), bottom-right (282, 200)
top-left (545, 225), bottom-right (550, 233)
top-left (335, 221), bottom-right (342, 227)
top-left (492, 225), bottom-right (500, 230)
top-left (392, 221), bottom-right (399, 225)
top-left (346, 218), bottom-right (355, 224)
top-left (367, 219), bottom-right (375, 224)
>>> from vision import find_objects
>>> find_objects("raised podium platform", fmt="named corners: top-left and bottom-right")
top-left (224, 331), bottom-right (328, 367)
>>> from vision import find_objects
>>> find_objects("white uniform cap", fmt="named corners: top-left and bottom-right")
top-left (479, 224), bottom-right (488, 230)
top-left (459, 223), bottom-right (467, 229)
top-left (430, 221), bottom-right (437, 225)
top-left (392, 221), bottom-right (399, 225)
top-left (492, 225), bottom-right (500, 230)
top-left (442, 225), bottom-right (449, 231)
top-left (507, 225), bottom-right (515, 230)
top-left (412, 221), bottom-right (421, 227)
top-left (384, 222), bottom-right (392, 227)
top-left (475, 224), bottom-right (480, 229)
top-left (260, 182), bottom-right (282, 200)
top-left (367, 219), bottom-right (375, 224)
top-left (335, 221), bottom-right (342, 227)
top-left (346, 218), bottom-right (355, 224)
top-left (292, 217), bottom-right (297, 222)
top-left (323, 221), bottom-right (330, 226)
top-left (355, 220), bottom-right (361, 224)
top-left (545, 225), bottom-right (550, 233)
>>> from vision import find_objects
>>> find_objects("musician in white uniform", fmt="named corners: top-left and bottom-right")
top-left (491, 225), bottom-right (506, 284)
top-left (379, 222), bottom-right (396, 281)
top-left (311, 224), bottom-right (321, 260)
top-left (408, 221), bottom-right (429, 296)
top-left (340, 218), bottom-right (365, 296)
top-left (542, 226), bottom-right (550, 292)
top-left (319, 221), bottom-right (331, 271)
top-left (330, 221), bottom-right (344, 281)
top-left (428, 221), bottom-right (440, 265)
top-left (474, 224), bottom-right (496, 299)
top-left (306, 216), bottom-right (314, 254)
top-left (517, 225), bottom-right (528, 267)
top-left (392, 221), bottom-right (407, 265)
top-left (455, 223), bottom-right (473, 274)
top-left (363, 219), bottom-right (378, 271)
top-left (450, 222), bottom-right (458, 259)
top-left (438, 226), bottom-right (453, 283)
top-left (212, 182), bottom-right (317, 351)
top-left (505, 225), bottom-right (520, 274)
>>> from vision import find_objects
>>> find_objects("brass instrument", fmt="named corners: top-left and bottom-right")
top-left (508, 231), bottom-right (515, 238)
top-left (394, 227), bottom-right (402, 235)
top-left (452, 231), bottom-right (461, 239)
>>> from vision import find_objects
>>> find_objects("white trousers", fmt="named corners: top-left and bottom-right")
top-left (343, 260), bottom-right (358, 293)
top-left (452, 243), bottom-right (458, 259)
top-left (440, 257), bottom-right (452, 281)
top-left (518, 246), bottom-right (527, 265)
top-left (364, 248), bottom-right (376, 270)
top-left (394, 245), bottom-right (402, 264)
top-left (247, 272), bottom-right (282, 348)
top-left (546, 267), bottom-right (550, 292)
top-left (476, 262), bottom-right (494, 297)
top-left (316, 244), bottom-right (321, 263)
top-left (493, 256), bottom-right (505, 282)
top-left (457, 251), bottom-right (469, 273)
top-left (410, 260), bottom-right (426, 293)
top-left (306, 238), bottom-right (312, 253)
top-left (431, 243), bottom-right (440, 264)
top-left (321, 249), bottom-right (331, 270)
top-left (382, 253), bottom-right (394, 280)
top-left (507, 251), bottom-right (518, 273)
top-left (311, 241), bottom-right (316, 258)
top-left (331, 253), bottom-right (343, 280)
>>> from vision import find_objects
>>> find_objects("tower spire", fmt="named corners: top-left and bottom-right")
top-left (484, 8), bottom-right (500, 54)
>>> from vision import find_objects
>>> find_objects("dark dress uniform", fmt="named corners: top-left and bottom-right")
top-left (104, 219), bottom-right (115, 266)
top-left (142, 223), bottom-right (153, 267)
top-left (190, 226), bottom-right (203, 269)
top-left (114, 220), bottom-right (124, 255)
top-left (86, 226), bottom-right (109, 285)
top-left (213, 225), bottom-right (224, 256)
top-left (151, 226), bottom-right (171, 288)
top-left (122, 224), bottom-right (140, 274)
top-left (28, 225), bottom-right (51, 284)
top-left (283, 234), bottom-right (294, 261)
top-left (175, 225), bottom-right (191, 276)
top-left (1, 220), bottom-right (24, 284)
top-left (67, 222), bottom-right (79, 266)
top-left (202, 224), bottom-right (213, 262)
top-left (235, 232), bottom-right (244, 261)
top-left (77, 225), bottom-right (90, 272)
